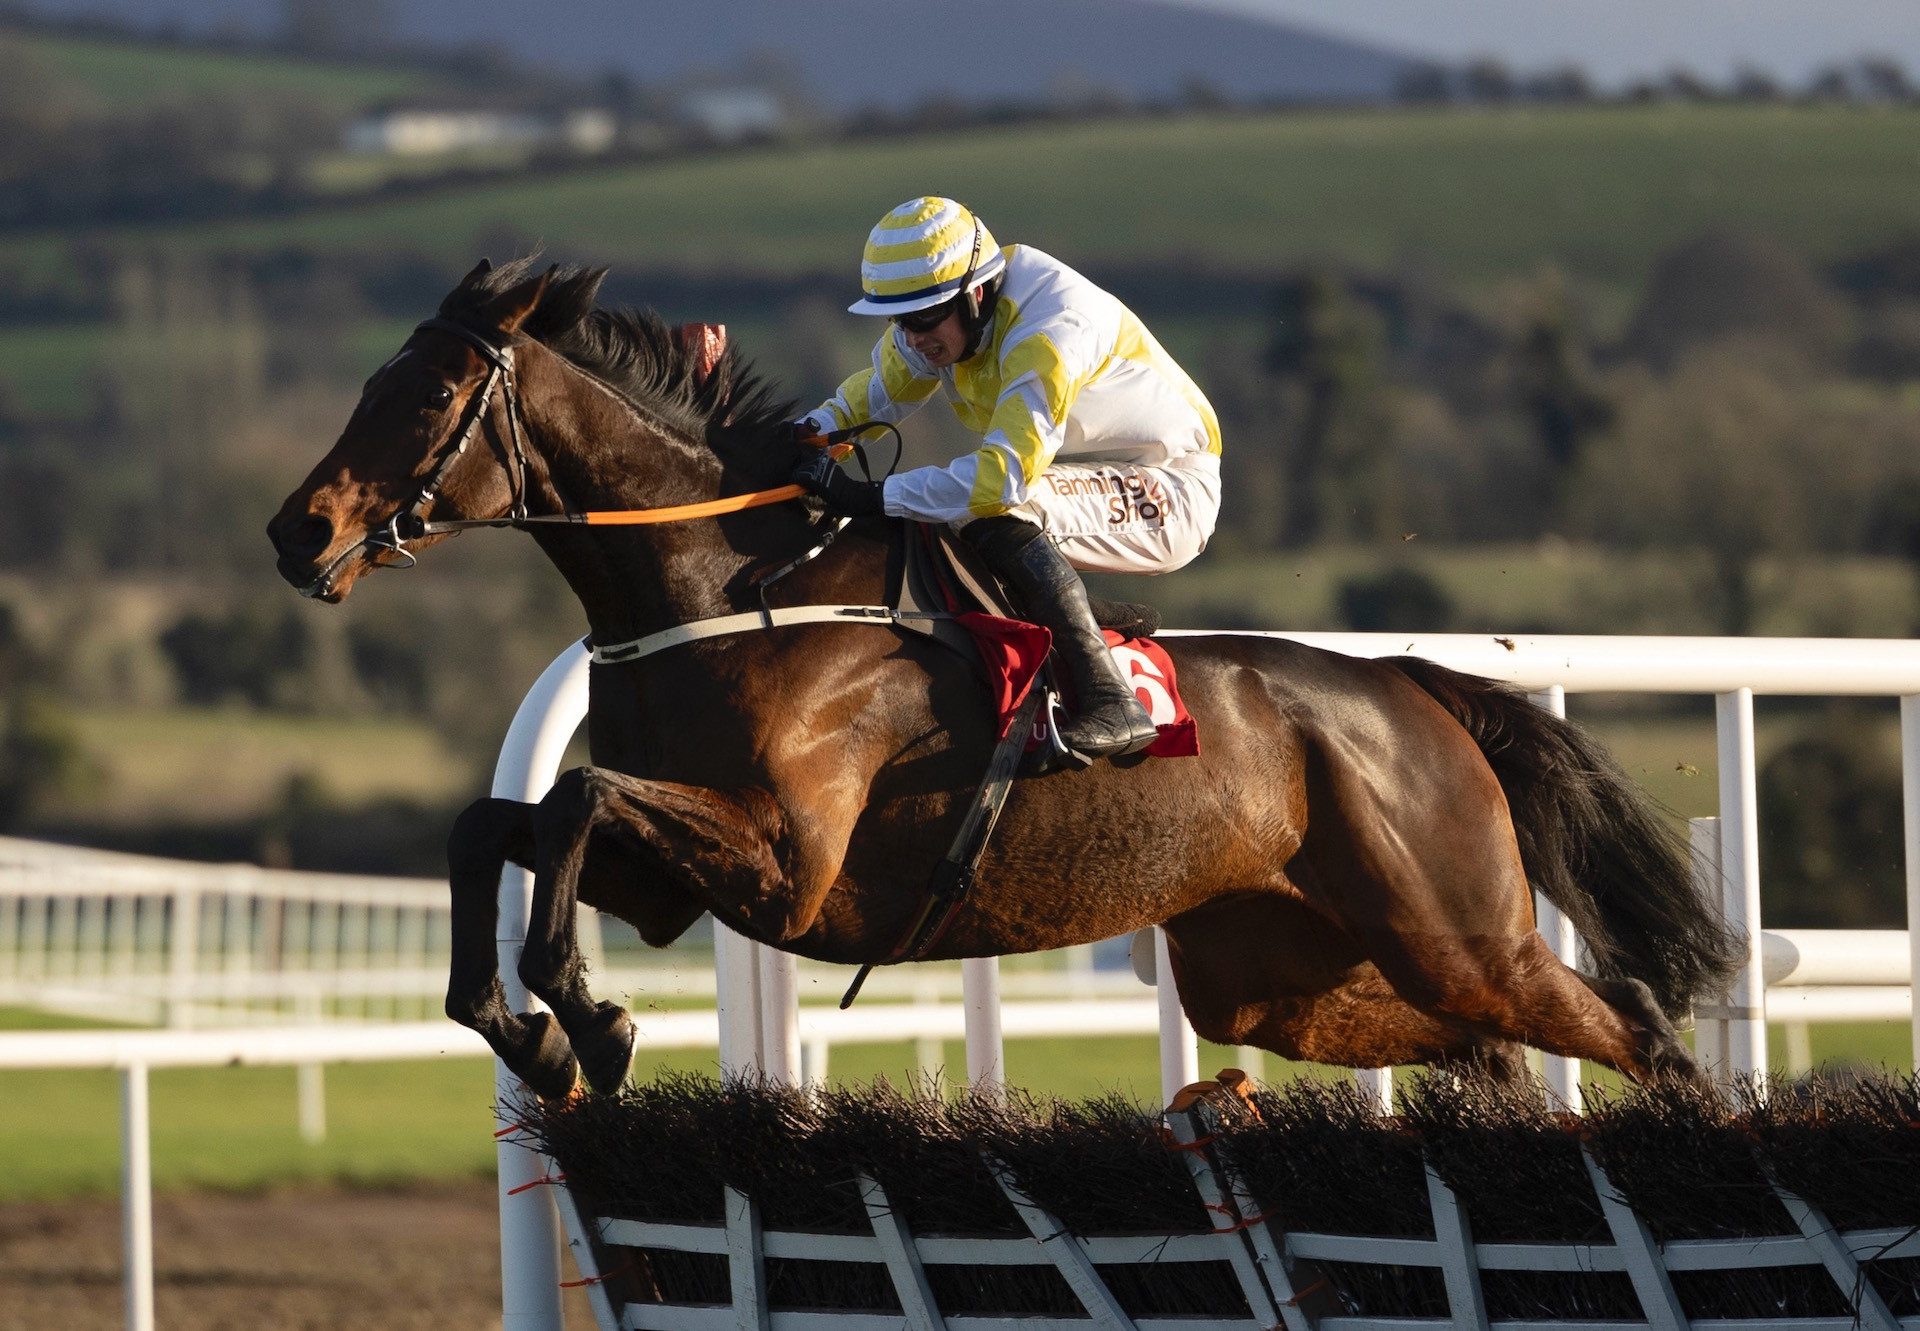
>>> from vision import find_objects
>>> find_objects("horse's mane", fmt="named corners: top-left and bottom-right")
top-left (439, 255), bottom-right (794, 444)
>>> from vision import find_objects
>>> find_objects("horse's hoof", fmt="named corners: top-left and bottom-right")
top-left (514, 1011), bottom-right (582, 1100)
top-left (578, 1003), bottom-right (638, 1097)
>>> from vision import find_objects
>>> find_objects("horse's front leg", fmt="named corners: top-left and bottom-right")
top-left (521, 765), bottom-right (794, 1094)
top-left (445, 797), bottom-right (581, 1099)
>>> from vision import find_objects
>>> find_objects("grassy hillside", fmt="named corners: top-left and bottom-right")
top-left (8, 25), bottom-right (451, 115)
top-left (10, 102), bottom-right (1920, 309)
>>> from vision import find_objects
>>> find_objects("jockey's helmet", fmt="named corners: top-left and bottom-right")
top-left (848, 196), bottom-right (1006, 317)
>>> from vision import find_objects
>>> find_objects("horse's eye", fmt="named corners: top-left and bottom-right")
top-left (427, 385), bottom-right (454, 410)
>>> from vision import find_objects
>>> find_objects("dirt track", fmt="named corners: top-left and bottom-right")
top-left (0, 1180), bottom-right (597, 1329)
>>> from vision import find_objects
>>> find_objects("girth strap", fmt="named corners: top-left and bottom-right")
top-left (584, 599), bottom-right (1039, 1009)
top-left (838, 684), bottom-right (1044, 1009)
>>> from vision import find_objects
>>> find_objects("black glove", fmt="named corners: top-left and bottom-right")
top-left (791, 449), bottom-right (884, 517)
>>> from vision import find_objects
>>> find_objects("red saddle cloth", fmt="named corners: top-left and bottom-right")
top-left (953, 614), bottom-right (1199, 758)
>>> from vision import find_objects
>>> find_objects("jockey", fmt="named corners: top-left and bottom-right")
top-left (790, 196), bottom-right (1223, 764)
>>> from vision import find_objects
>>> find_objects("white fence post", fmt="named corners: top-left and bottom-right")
top-left (1530, 685), bottom-right (1583, 1112)
top-left (166, 887), bottom-right (198, 1029)
top-left (490, 642), bottom-right (591, 1331)
top-left (756, 943), bottom-right (800, 1085)
top-left (715, 925), bottom-right (763, 1080)
top-left (962, 956), bottom-right (1004, 1095)
top-left (121, 1062), bottom-right (154, 1331)
top-left (1155, 926), bottom-right (1199, 1106)
top-left (1716, 688), bottom-right (1767, 1085)
top-left (1903, 697), bottom-right (1920, 1073)
top-left (1354, 1066), bottom-right (1393, 1113)
top-left (1690, 818), bottom-right (1730, 1079)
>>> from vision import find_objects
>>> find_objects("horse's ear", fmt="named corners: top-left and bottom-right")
top-left (480, 265), bottom-right (552, 336)
top-left (460, 258), bottom-right (493, 285)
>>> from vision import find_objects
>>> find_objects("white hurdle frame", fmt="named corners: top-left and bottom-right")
top-left (490, 632), bottom-right (1920, 1328)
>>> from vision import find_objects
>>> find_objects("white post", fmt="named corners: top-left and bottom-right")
top-left (1154, 926), bottom-right (1199, 1106)
top-left (1354, 1066), bottom-right (1393, 1114)
top-left (916, 1036), bottom-right (945, 1083)
top-left (122, 1063), bottom-right (154, 1331)
top-left (1690, 818), bottom-right (1730, 1079)
top-left (490, 644), bottom-right (591, 1331)
top-left (1529, 685), bottom-right (1582, 1112)
top-left (756, 944), bottom-right (800, 1085)
top-left (166, 888), bottom-right (198, 1030)
top-left (715, 926), bottom-right (763, 1080)
top-left (1902, 697), bottom-right (1920, 1073)
top-left (297, 1062), bottom-right (326, 1144)
top-left (801, 1036), bottom-right (831, 1086)
top-left (1783, 1022), bottom-right (1812, 1074)
top-left (961, 956), bottom-right (1004, 1095)
top-left (296, 989), bottom-right (324, 1143)
top-left (1716, 688), bottom-right (1767, 1085)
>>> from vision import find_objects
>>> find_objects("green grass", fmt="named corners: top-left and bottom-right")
top-left (1131, 542), bottom-right (1920, 640)
top-left (0, 322), bottom-right (109, 420)
top-left (2, 1001), bottom-right (1908, 1201)
top-left (59, 705), bottom-right (473, 822)
top-left (0, 1031), bottom-right (1213, 1200)
top-left (10, 26), bottom-right (449, 115)
top-left (10, 102), bottom-right (1920, 310)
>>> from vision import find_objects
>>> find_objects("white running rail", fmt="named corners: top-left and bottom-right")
top-left (0, 838), bottom-right (1128, 1029)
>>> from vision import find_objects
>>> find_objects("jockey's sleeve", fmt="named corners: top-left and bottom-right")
top-left (802, 327), bottom-right (939, 435)
top-left (881, 328), bottom-right (1079, 523)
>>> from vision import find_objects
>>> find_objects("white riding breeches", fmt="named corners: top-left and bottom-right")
top-left (984, 453), bottom-right (1221, 575)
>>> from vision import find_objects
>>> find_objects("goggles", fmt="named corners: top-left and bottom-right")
top-left (892, 299), bottom-right (957, 334)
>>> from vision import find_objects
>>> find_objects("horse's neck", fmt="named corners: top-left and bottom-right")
top-left (516, 348), bottom-right (864, 642)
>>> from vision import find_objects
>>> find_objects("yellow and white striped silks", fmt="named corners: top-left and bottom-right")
top-left (805, 244), bottom-right (1223, 524)
top-left (849, 196), bottom-right (1007, 316)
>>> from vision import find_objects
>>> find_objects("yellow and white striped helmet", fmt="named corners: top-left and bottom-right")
top-left (849, 196), bottom-right (1006, 317)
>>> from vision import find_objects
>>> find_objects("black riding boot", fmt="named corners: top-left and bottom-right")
top-left (963, 517), bottom-right (1160, 763)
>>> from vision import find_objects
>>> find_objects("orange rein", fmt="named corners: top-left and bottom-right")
top-left (567, 441), bottom-right (850, 526)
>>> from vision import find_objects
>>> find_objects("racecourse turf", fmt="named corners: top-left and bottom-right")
top-left (1, 1004), bottom-right (1910, 1202)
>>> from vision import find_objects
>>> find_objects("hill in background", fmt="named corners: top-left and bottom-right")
top-left (13, 0), bottom-right (1415, 109)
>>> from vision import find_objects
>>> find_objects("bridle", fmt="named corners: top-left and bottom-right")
top-left (298, 317), bottom-right (534, 599)
top-left (296, 316), bottom-right (878, 601)
top-left (377, 317), bottom-right (538, 551)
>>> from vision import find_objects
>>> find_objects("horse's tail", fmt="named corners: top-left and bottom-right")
top-left (1385, 655), bottom-right (1742, 1020)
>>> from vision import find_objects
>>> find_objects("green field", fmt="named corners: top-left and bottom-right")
top-left (59, 705), bottom-right (473, 823)
top-left (7, 99), bottom-right (1920, 425)
top-left (8, 102), bottom-right (1920, 307)
top-left (1140, 543), bottom-right (1920, 640)
top-left (10, 26), bottom-right (449, 115)
top-left (4, 1000), bottom-right (1908, 1201)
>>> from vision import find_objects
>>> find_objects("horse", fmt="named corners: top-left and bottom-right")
top-left (268, 257), bottom-right (1742, 1101)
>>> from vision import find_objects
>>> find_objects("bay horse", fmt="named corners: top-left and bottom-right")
top-left (268, 257), bottom-right (1741, 1100)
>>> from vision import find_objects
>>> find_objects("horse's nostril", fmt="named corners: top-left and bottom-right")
top-left (278, 515), bottom-right (335, 561)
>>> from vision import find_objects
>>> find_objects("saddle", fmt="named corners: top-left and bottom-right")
top-left (836, 524), bottom-right (1170, 1008)
top-left (888, 521), bottom-right (1161, 667)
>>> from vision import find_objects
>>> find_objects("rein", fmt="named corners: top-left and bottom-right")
top-left (300, 315), bottom-right (863, 599)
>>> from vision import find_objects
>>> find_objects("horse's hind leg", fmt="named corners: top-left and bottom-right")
top-left (1578, 971), bottom-right (1698, 1080)
top-left (1297, 685), bottom-right (1694, 1083)
top-left (446, 797), bottom-right (580, 1099)
top-left (1163, 895), bottom-right (1530, 1078)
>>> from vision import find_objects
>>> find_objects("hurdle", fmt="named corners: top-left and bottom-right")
top-left (493, 632), bottom-right (1920, 1327)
